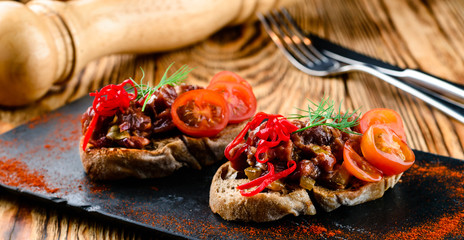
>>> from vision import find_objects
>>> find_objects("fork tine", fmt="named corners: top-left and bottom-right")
top-left (280, 8), bottom-right (331, 63)
top-left (258, 9), bottom-right (337, 75)
top-left (271, 9), bottom-right (324, 65)
top-left (258, 12), bottom-right (313, 68)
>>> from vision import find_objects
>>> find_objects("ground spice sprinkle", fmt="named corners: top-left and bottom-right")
top-left (0, 157), bottom-right (59, 193)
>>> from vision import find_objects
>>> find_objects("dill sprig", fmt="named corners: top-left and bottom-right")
top-left (288, 96), bottom-right (361, 135)
top-left (129, 63), bottom-right (194, 111)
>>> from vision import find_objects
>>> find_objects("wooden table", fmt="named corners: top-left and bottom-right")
top-left (1, 0), bottom-right (463, 239)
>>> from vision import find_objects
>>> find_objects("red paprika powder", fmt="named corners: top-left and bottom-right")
top-left (0, 157), bottom-right (59, 193)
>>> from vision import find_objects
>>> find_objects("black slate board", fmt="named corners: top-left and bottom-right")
top-left (0, 96), bottom-right (463, 239)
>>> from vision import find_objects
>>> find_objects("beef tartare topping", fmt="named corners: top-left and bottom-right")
top-left (81, 66), bottom-right (258, 151)
top-left (225, 98), bottom-right (415, 196)
top-left (81, 84), bottom-right (201, 149)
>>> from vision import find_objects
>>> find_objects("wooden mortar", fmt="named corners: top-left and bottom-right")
top-left (0, 0), bottom-right (298, 106)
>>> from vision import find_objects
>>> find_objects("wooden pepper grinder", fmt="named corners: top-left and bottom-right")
top-left (0, 0), bottom-right (298, 106)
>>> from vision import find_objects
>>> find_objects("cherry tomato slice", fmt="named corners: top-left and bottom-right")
top-left (209, 71), bottom-right (252, 90)
top-left (343, 139), bottom-right (383, 182)
top-left (361, 124), bottom-right (415, 176)
top-left (171, 89), bottom-right (229, 137)
top-left (359, 108), bottom-right (407, 142)
top-left (207, 81), bottom-right (257, 123)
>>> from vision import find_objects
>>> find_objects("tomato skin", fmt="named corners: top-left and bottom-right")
top-left (207, 81), bottom-right (257, 124)
top-left (361, 124), bottom-right (415, 176)
top-left (343, 139), bottom-right (383, 182)
top-left (359, 108), bottom-right (407, 142)
top-left (209, 71), bottom-right (252, 90)
top-left (171, 89), bottom-right (229, 137)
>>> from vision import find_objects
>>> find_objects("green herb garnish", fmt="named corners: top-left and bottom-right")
top-left (129, 63), bottom-right (194, 111)
top-left (289, 96), bottom-right (361, 135)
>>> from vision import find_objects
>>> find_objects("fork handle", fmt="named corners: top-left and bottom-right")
top-left (354, 65), bottom-right (464, 123)
top-left (377, 68), bottom-right (464, 103)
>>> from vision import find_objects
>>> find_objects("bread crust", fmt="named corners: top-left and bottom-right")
top-left (312, 173), bottom-right (402, 212)
top-left (210, 162), bottom-right (317, 222)
top-left (80, 122), bottom-right (245, 180)
top-left (209, 162), bottom-right (402, 222)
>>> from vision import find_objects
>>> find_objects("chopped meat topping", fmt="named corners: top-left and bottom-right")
top-left (81, 84), bottom-right (201, 149)
top-left (228, 118), bottom-right (362, 190)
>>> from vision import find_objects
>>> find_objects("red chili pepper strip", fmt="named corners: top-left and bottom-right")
top-left (81, 112), bottom-right (99, 152)
top-left (224, 112), bottom-right (268, 162)
top-left (81, 80), bottom-right (137, 151)
top-left (224, 124), bottom-right (250, 161)
top-left (225, 112), bottom-right (298, 164)
top-left (238, 160), bottom-right (297, 197)
top-left (237, 162), bottom-right (276, 195)
top-left (254, 139), bottom-right (279, 163)
top-left (253, 114), bottom-right (298, 164)
top-left (226, 112), bottom-right (298, 164)
top-left (225, 112), bottom-right (300, 196)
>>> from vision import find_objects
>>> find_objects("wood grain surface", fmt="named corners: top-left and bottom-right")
top-left (1, 0), bottom-right (463, 239)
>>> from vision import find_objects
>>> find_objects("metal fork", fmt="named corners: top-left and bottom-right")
top-left (258, 9), bottom-right (464, 123)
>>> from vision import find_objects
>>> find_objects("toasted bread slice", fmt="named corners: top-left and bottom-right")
top-left (80, 123), bottom-right (244, 180)
top-left (209, 162), bottom-right (317, 222)
top-left (312, 173), bottom-right (402, 212)
top-left (209, 162), bottom-right (402, 222)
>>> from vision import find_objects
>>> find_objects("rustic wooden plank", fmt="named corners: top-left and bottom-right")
top-left (0, 0), bottom-right (463, 239)
top-left (8, 203), bottom-right (34, 240)
top-left (378, 0), bottom-right (464, 158)
top-left (0, 195), bottom-right (19, 240)
top-left (2, 0), bottom-right (462, 154)
top-left (0, 194), bottom-right (152, 240)
top-left (43, 209), bottom-right (61, 240)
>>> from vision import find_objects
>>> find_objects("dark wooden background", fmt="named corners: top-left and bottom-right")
top-left (0, 0), bottom-right (463, 239)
